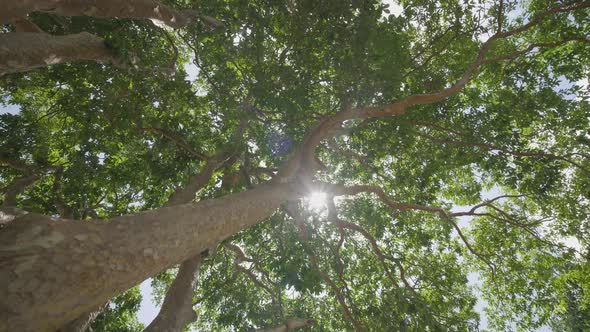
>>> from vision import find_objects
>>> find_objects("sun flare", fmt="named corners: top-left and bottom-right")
top-left (305, 191), bottom-right (327, 211)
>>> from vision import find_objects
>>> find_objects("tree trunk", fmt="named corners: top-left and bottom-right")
top-left (143, 256), bottom-right (202, 332)
top-left (0, 32), bottom-right (116, 76)
top-left (0, 182), bottom-right (296, 332)
top-left (53, 139), bottom-right (225, 331)
top-left (0, 0), bottom-right (205, 28)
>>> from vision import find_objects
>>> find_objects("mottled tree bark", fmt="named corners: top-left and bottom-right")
top-left (0, 0), bottom-right (218, 28)
top-left (0, 32), bottom-right (116, 76)
top-left (0, 183), bottom-right (297, 332)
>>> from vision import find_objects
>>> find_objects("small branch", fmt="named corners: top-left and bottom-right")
top-left (320, 183), bottom-right (496, 273)
top-left (286, 203), bottom-right (365, 332)
top-left (140, 127), bottom-right (208, 160)
top-left (326, 198), bottom-right (399, 288)
top-left (52, 167), bottom-right (75, 219)
top-left (450, 194), bottom-right (526, 217)
top-left (224, 243), bottom-right (276, 294)
top-left (159, 27), bottom-right (179, 71)
top-left (481, 37), bottom-right (590, 65)
top-left (414, 130), bottom-right (590, 173)
top-left (193, 272), bottom-right (239, 306)
top-left (166, 160), bottom-right (220, 206)
top-left (410, 121), bottom-right (472, 139)
top-left (327, 140), bottom-right (388, 181)
top-left (497, 0), bottom-right (504, 34)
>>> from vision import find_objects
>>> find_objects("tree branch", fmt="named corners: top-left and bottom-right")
top-left (1, 0), bottom-right (223, 29)
top-left (224, 243), bottom-right (276, 300)
top-left (0, 32), bottom-right (119, 76)
top-left (140, 127), bottom-right (209, 160)
top-left (414, 130), bottom-right (590, 173)
top-left (278, 1), bottom-right (590, 180)
top-left (141, 118), bottom-right (249, 331)
top-left (326, 198), bottom-right (399, 288)
top-left (497, 0), bottom-right (504, 34)
top-left (320, 183), bottom-right (496, 273)
top-left (143, 255), bottom-right (202, 332)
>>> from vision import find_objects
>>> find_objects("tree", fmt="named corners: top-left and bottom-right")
top-left (1, 0), bottom-right (589, 331)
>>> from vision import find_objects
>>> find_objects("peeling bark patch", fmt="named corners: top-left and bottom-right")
top-left (83, 6), bottom-right (98, 16)
top-left (44, 54), bottom-right (62, 65)
top-left (74, 234), bottom-right (88, 241)
top-left (143, 247), bottom-right (154, 257)
top-left (0, 210), bottom-right (19, 224)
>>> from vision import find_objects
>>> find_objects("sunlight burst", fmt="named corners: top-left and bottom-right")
top-left (304, 191), bottom-right (327, 211)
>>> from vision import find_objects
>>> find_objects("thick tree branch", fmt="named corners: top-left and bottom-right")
top-left (0, 115), bottom-right (286, 331)
top-left (0, 32), bottom-right (118, 76)
top-left (1, 181), bottom-right (299, 331)
top-left (0, 0), bottom-right (222, 29)
top-left (143, 255), bottom-right (202, 332)
top-left (140, 117), bottom-right (250, 331)
top-left (0, 157), bottom-right (36, 173)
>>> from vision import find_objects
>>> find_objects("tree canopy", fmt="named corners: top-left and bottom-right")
top-left (1, 0), bottom-right (589, 331)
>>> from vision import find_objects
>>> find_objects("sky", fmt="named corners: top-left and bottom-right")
top-left (382, 0), bottom-right (403, 17)
top-left (138, 279), bottom-right (160, 327)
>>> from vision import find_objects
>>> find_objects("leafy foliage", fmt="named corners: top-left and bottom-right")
top-left (1, 0), bottom-right (589, 331)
